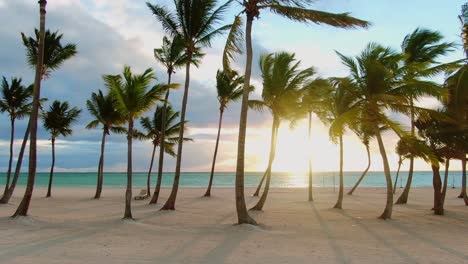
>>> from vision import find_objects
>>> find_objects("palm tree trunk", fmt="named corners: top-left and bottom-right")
top-left (375, 125), bottom-right (393, 220)
top-left (13, 0), bottom-right (46, 217)
top-left (441, 158), bottom-right (450, 208)
top-left (123, 119), bottom-right (134, 219)
top-left (3, 118), bottom-right (15, 196)
top-left (333, 135), bottom-right (344, 209)
top-left (396, 100), bottom-right (415, 204)
top-left (432, 164), bottom-right (444, 215)
top-left (161, 57), bottom-right (192, 210)
top-left (252, 170), bottom-right (267, 197)
top-left (146, 144), bottom-right (157, 196)
top-left (150, 73), bottom-right (172, 205)
top-left (204, 108), bottom-right (224, 197)
top-left (348, 144), bottom-right (371, 195)
top-left (460, 156), bottom-right (468, 205)
top-left (46, 137), bottom-right (55, 198)
top-left (0, 121), bottom-right (30, 204)
top-left (393, 157), bottom-right (402, 194)
top-left (234, 13), bottom-right (256, 225)
top-left (94, 129), bottom-right (107, 199)
top-left (308, 111), bottom-right (313, 201)
top-left (250, 118), bottom-right (278, 211)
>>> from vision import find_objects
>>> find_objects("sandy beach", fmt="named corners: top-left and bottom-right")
top-left (1, 187), bottom-right (468, 264)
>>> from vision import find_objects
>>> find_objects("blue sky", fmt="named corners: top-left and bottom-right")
top-left (0, 0), bottom-right (466, 173)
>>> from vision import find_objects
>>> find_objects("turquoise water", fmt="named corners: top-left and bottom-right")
top-left (0, 171), bottom-right (464, 188)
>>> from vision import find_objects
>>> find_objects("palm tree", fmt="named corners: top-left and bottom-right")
top-left (249, 52), bottom-right (314, 211)
top-left (393, 140), bottom-right (407, 194)
top-left (347, 123), bottom-right (373, 195)
top-left (149, 35), bottom-right (187, 205)
top-left (86, 90), bottom-right (125, 199)
top-left (301, 78), bottom-right (332, 201)
top-left (396, 28), bottom-right (455, 205)
top-left (104, 66), bottom-right (166, 219)
top-left (204, 70), bottom-right (244, 197)
top-left (42, 100), bottom-right (81, 197)
top-left (222, 0), bottom-right (369, 225)
top-left (0, 77), bottom-right (32, 196)
top-left (147, 0), bottom-right (232, 210)
top-left (139, 105), bottom-right (191, 197)
top-left (326, 78), bottom-right (357, 209)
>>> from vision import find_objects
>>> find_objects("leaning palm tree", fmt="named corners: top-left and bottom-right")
top-left (326, 78), bottom-right (357, 209)
top-left (139, 105), bottom-right (191, 197)
top-left (147, 0), bottom-right (232, 210)
top-left (14, 7), bottom-right (77, 216)
top-left (396, 28), bottom-right (455, 205)
top-left (222, 0), bottom-right (369, 225)
top-left (149, 35), bottom-right (187, 204)
top-left (42, 100), bottom-right (81, 197)
top-left (347, 122), bottom-right (373, 195)
top-left (301, 78), bottom-right (332, 201)
top-left (104, 66), bottom-right (166, 219)
top-left (249, 52), bottom-right (314, 211)
top-left (0, 77), bottom-right (32, 196)
top-left (204, 70), bottom-right (244, 197)
top-left (86, 90), bottom-right (125, 199)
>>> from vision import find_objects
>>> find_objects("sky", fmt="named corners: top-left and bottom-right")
top-left (0, 0), bottom-right (466, 173)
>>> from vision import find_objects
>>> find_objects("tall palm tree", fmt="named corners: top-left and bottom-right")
top-left (222, 1), bottom-right (369, 225)
top-left (86, 90), bottom-right (125, 199)
top-left (149, 35), bottom-right (187, 204)
top-left (104, 66), bottom-right (166, 219)
top-left (147, 0), bottom-right (232, 210)
top-left (0, 77), bottom-right (32, 196)
top-left (204, 70), bottom-right (244, 197)
top-left (42, 100), bottom-right (81, 197)
top-left (139, 105), bottom-right (191, 197)
top-left (301, 78), bottom-right (332, 201)
top-left (326, 78), bottom-right (357, 209)
top-left (249, 52), bottom-right (314, 211)
top-left (396, 28), bottom-right (455, 205)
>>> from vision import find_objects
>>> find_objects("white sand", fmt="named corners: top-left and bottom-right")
top-left (1, 186), bottom-right (468, 263)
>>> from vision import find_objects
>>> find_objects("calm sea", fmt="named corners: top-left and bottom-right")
top-left (0, 171), bottom-right (464, 188)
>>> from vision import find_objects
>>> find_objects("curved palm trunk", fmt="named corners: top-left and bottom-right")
top-left (13, 0), bottom-right (46, 217)
top-left (123, 119), bottom-right (134, 219)
top-left (459, 157), bottom-right (468, 205)
top-left (308, 112), bottom-right (313, 201)
top-left (250, 119), bottom-right (278, 211)
top-left (204, 108), bottom-right (224, 197)
top-left (161, 58), bottom-right (192, 210)
top-left (94, 130), bottom-right (107, 199)
top-left (3, 118), bottom-right (15, 196)
top-left (396, 101), bottom-right (415, 204)
top-left (46, 137), bottom-right (55, 198)
top-left (252, 170), bottom-right (267, 197)
top-left (432, 164), bottom-right (444, 215)
top-left (441, 159), bottom-right (450, 208)
top-left (393, 157), bottom-right (403, 194)
top-left (0, 122), bottom-right (30, 204)
top-left (146, 144), bottom-right (157, 196)
top-left (234, 13), bottom-right (256, 225)
top-left (374, 126), bottom-right (393, 220)
top-left (333, 135), bottom-right (344, 209)
top-left (150, 73), bottom-right (172, 204)
top-left (348, 144), bottom-right (371, 195)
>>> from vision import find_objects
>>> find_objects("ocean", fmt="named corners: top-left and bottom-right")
top-left (0, 171), bottom-right (464, 188)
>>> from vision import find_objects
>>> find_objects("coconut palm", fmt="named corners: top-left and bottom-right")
top-left (104, 66), bottom-right (166, 219)
top-left (139, 105), bottom-right (191, 197)
top-left (42, 100), bottom-right (81, 197)
top-left (203, 70), bottom-right (244, 197)
top-left (248, 52), bottom-right (314, 211)
top-left (147, 0), bottom-right (232, 210)
top-left (0, 77), bottom-right (33, 196)
top-left (300, 78), bottom-right (332, 201)
top-left (149, 35), bottom-right (186, 204)
top-left (14, 2), bottom-right (77, 216)
top-left (396, 28), bottom-right (455, 205)
top-left (347, 122), bottom-right (373, 195)
top-left (222, 0), bottom-right (369, 225)
top-left (86, 90), bottom-right (125, 199)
